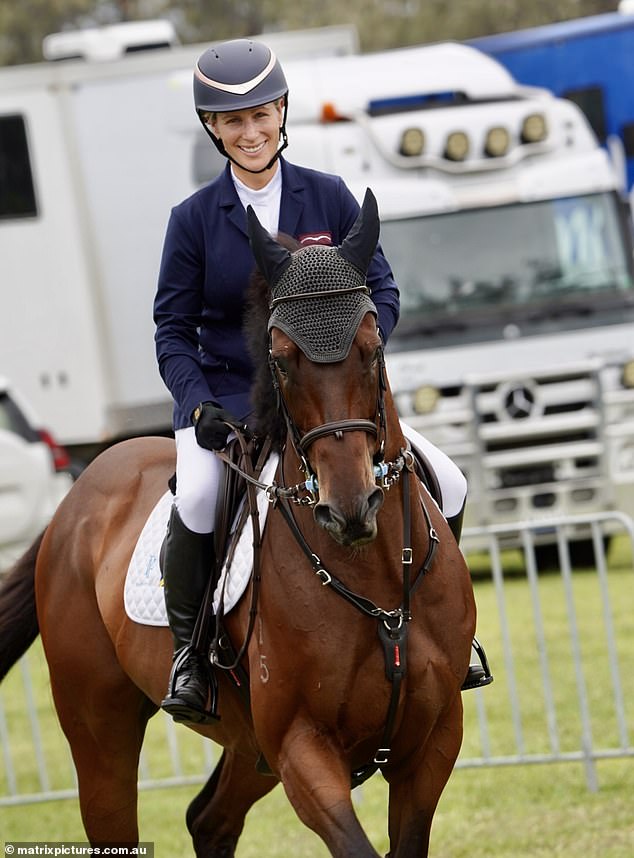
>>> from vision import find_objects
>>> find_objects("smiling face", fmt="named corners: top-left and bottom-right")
top-left (209, 98), bottom-right (285, 188)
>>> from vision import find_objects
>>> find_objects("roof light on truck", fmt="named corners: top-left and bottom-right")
top-left (521, 113), bottom-right (548, 143)
top-left (399, 127), bottom-right (425, 157)
top-left (622, 360), bottom-right (634, 389)
top-left (484, 126), bottom-right (511, 157)
top-left (414, 385), bottom-right (440, 415)
top-left (444, 131), bottom-right (469, 161)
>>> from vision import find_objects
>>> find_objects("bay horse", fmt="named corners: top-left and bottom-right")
top-left (0, 190), bottom-right (476, 857)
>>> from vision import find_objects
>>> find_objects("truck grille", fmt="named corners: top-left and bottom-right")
top-left (468, 363), bottom-right (607, 521)
top-left (406, 361), bottom-right (611, 525)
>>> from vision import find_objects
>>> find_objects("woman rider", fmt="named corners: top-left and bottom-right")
top-left (153, 39), bottom-right (479, 724)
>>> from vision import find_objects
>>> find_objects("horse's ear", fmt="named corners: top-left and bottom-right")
top-left (247, 205), bottom-right (292, 287)
top-left (338, 188), bottom-right (380, 275)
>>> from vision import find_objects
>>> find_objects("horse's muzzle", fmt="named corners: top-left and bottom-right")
top-left (313, 486), bottom-right (384, 547)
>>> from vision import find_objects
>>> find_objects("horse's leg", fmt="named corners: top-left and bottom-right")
top-left (42, 600), bottom-right (157, 844)
top-left (186, 748), bottom-right (279, 858)
top-left (185, 748), bottom-right (228, 835)
top-left (276, 729), bottom-right (381, 858)
top-left (384, 695), bottom-right (464, 858)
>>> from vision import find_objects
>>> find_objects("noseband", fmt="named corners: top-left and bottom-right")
top-left (300, 418), bottom-right (378, 450)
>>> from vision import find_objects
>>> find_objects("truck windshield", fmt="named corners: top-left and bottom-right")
top-left (380, 192), bottom-right (634, 341)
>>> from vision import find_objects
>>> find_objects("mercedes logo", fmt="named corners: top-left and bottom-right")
top-left (500, 381), bottom-right (539, 420)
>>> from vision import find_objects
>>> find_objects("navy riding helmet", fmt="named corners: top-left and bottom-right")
top-left (194, 39), bottom-right (289, 172)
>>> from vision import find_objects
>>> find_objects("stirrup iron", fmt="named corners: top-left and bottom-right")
top-left (461, 636), bottom-right (494, 691)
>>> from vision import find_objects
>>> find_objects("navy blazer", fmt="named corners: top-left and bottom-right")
top-left (154, 158), bottom-right (400, 429)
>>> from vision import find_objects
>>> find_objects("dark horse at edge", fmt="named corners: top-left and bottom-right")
top-left (0, 191), bottom-right (476, 857)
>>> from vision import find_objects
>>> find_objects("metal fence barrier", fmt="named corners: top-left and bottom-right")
top-left (1, 511), bottom-right (633, 806)
top-left (458, 510), bottom-right (634, 791)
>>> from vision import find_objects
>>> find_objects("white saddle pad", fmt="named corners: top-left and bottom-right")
top-left (124, 454), bottom-right (279, 626)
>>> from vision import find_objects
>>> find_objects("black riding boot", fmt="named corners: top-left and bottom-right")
top-left (160, 506), bottom-right (219, 723)
top-left (447, 505), bottom-right (494, 692)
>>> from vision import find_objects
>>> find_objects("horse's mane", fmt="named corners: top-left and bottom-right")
top-left (244, 232), bottom-right (301, 449)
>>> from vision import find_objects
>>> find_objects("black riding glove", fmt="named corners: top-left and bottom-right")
top-left (192, 402), bottom-right (237, 451)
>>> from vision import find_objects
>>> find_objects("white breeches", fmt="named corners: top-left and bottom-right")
top-left (174, 428), bottom-right (225, 534)
top-left (400, 421), bottom-right (467, 518)
top-left (174, 422), bottom-right (467, 534)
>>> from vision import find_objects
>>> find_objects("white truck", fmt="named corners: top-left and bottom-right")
top-left (2, 29), bottom-right (633, 559)
top-left (274, 42), bottom-right (634, 560)
top-left (0, 21), bottom-right (358, 461)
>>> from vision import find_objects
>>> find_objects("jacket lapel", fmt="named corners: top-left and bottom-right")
top-left (218, 164), bottom-right (248, 237)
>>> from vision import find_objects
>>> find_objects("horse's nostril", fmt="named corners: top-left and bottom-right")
top-left (368, 488), bottom-right (384, 515)
top-left (313, 504), bottom-right (328, 528)
top-left (314, 503), bottom-right (342, 531)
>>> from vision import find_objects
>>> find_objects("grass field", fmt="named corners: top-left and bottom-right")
top-left (3, 760), bottom-right (633, 856)
top-left (2, 536), bottom-right (633, 856)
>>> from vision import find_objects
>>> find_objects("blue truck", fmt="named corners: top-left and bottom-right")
top-left (469, 5), bottom-right (634, 194)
